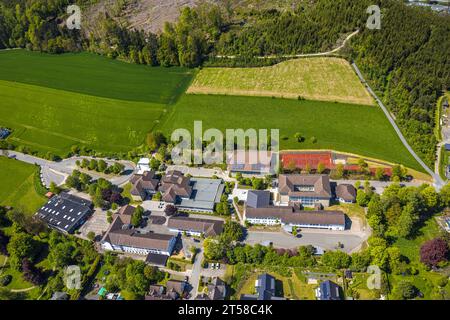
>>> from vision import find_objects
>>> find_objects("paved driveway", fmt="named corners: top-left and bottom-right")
top-left (2, 152), bottom-right (135, 187)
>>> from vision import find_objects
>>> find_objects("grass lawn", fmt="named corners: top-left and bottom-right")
top-left (0, 50), bottom-right (194, 105)
top-left (391, 218), bottom-right (449, 299)
top-left (348, 273), bottom-right (379, 300)
top-left (328, 203), bottom-right (367, 228)
top-left (0, 80), bottom-right (166, 156)
top-left (0, 157), bottom-right (47, 213)
top-left (234, 268), bottom-right (316, 300)
top-left (161, 94), bottom-right (422, 171)
top-left (188, 57), bottom-right (373, 105)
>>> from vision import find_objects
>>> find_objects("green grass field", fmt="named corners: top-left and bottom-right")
top-left (188, 57), bottom-right (373, 105)
top-left (0, 157), bottom-right (46, 213)
top-left (160, 94), bottom-right (421, 171)
top-left (0, 50), bottom-right (195, 157)
top-left (0, 80), bottom-right (167, 155)
top-left (0, 50), bottom-right (193, 104)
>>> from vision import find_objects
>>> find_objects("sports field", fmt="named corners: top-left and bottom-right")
top-left (187, 57), bottom-right (373, 105)
top-left (0, 157), bottom-right (46, 213)
top-left (0, 50), bottom-right (193, 104)
top-left (160, 94), bottom-right (421, 171)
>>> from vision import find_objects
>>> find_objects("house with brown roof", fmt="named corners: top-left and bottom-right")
top-left (196, 278), bottom-right (227, 300)
top-left (100, 205), bottom-right (176, 256)
top-left (130, 171), bottom-right (160, 201)
top-left (167, 216), bottom-right (224, 237)
top-left (336, 184), bottom-right (357, 203)
top-left (159, 170), bottom-right (193, 203)
top-left (159, 171), bottom-right (225, 213)
top-left (277, 174), bottom-right (332, 208)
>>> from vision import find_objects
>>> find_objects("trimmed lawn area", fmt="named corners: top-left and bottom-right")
top-left (0, 80), bottom-right (166, 156)
top-left (347, 273), bottom-right (379, 300)
top-left (188, 57), bottom-right (373, 105)
top-left (0, 49), bottom-right (193, 105)
top-left (0, 157), bottom-right (47, 214)
top-left (233, 268), bottom-right (316, 300)
top-left (161, 94), bottom-right (422, 171)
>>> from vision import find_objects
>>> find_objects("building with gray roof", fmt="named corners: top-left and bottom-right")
top-left (36, 192), bottom-right (92, 234)
top-left (246, 190), bottom-right (271, 209)
top-left (177, 178), bottom-right (225, 213)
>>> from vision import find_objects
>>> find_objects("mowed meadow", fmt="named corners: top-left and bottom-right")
top-left (0, 50), bottom-right (194, 156)
top-left (161, 95), bottom-right (421, 171)
top-left (188, 57), bottom-right (374, 105)
top-left (0, 157), bottom-right (46, 213)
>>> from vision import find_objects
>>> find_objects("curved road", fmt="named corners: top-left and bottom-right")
top-left (351, 63), bottom-right (445, 189)
top-left (1, 151), bottom-right (135, 187)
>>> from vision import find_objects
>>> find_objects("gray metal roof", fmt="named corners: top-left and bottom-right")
top-left (37, 193), bottom-right (92, 233)
top-left (178, 178), bottom-right (224, 211)
top-left (246, 190), bottom-right (271, 208)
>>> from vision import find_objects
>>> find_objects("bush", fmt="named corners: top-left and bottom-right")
top-left (0, 275), bottom-right (12, 287)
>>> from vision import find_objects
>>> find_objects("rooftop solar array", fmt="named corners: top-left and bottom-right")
top-left (37, 193), bottom-right (92, 234)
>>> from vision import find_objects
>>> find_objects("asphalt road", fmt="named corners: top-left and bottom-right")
top-left (189, 247), bottom-right (204, 300)
top-left (2, 151), bottom-right (135, 187)
top-left (352, 63), bottom-right (444, 189)
top-left (245, 230), bottom-right (365, 253)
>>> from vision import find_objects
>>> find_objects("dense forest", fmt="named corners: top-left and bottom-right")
top-left (0, 0), bottom-right (449, 166)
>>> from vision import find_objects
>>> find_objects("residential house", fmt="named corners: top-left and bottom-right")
top-left (166, 280), bottom-right (188, 299)
top-left (129, 171), bottom-right (159, 201)
top-left (36, 192), bottom-right (93, 234)
top-left (315, 280), bottom-right (342, 300)
top-left (167, 216), bottom-right (224, 237)
top-left (336, 184), bottom-right (357, 203)
top-left (196, 278), bottom-right (227, 300)
top-left (240, 273), bottom-right (285, 300)
top-left (277, 174), bottom-right (332, 207)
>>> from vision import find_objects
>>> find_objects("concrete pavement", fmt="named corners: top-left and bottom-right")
top-left (245, 230), bottom-right (365, 253)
